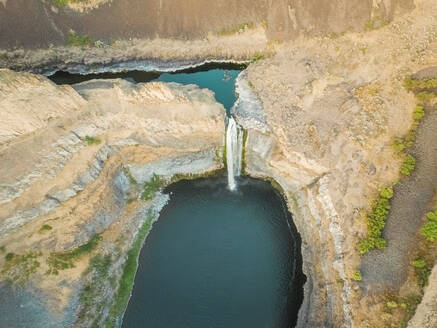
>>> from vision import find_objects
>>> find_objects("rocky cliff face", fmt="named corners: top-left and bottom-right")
top-left (0, 0), bottom-right (413, 49)
top-left (0, 69), bottom-right (225, 327)
top-left (234, 1), bottom-right (436, 326)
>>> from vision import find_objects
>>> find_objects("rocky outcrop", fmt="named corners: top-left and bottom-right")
top-left (0, 29), bottom-right (270, 75)
top-left (0, 69), bottom-right (225, 327)
top-left (407, 265), bottom-right (437, 328)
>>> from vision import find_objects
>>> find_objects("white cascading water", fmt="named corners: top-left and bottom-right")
top-left (226, 117), bottom-right (243, 191)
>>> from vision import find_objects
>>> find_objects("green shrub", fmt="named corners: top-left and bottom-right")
top-left (413, 105), bottom-right (425, 120)
top-left (68, 31), bottom-right (93, 47)
top-left (412, 257), bottom-right (431, 287)
top-left (426, 210), bottom-right (437, 221)
top-left (46, 234), bottom-right (102, 275)
top-left (352, 270), bottom-right (362, 281)
top-left (379, 187), bottom-right (394, 199)
top-left (141, 174), bottom-right (165, 201)
top-left (412, 258), bottom-right (426, 268)
top-left (123, 167), bottom-right (137, 185)
top-left (404, 130), bottom-right (416, 148)
top-left (39, 224), bottom-right (52, 233)
top-left (386, 301), bottom-right (398, 309)
top-left (404, 77), bottom-right (437, 91)
top-left (400, 154), bottom-right (416, 176)
top-left (358, 188), bottom-right (393, 254)
top-left (248, 81), bottom-right (255, 89)
top-left (84, 136), bottom-right (101, 146)
top-left (420, 220), bottom-right (437, 242)
top-left (251, 53), bottom-right (264, 63)
top-left (393, 138), bottom-right (406, 152)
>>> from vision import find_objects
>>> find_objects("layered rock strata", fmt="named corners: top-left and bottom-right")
top-left (0, 69), bottom-right (225, 327)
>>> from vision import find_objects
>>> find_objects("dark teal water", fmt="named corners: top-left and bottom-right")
top-left (122, 177), bottom-right (304, 328)
top-left (48, 63), bottom-right (243, 113)
top-left (156, 69), bottom-right (239, 113)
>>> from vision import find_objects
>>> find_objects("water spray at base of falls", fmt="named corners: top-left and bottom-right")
top-left (226, 117), bottom-right (243, 191)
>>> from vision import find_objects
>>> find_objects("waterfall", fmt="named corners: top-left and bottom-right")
top-left (226, 117), bottom-right (243, 191)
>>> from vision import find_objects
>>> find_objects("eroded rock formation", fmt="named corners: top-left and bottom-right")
top-left (0, 69), bottom-right (225, 327)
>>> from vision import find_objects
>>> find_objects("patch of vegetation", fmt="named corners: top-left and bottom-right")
top-left (412, 257), bottom-right (432, 287)
top-left (126, 198), bottom-right (135, 205)
top-left (412, 105), bottom-right (425, 120)
top-left (328, 31), bottom-right (345, 39)
top-left (420, 209), bottom-right (437, 242)
top-left (383, 293), bottom-right (422, 327)
top-left (358, 187), bottom-right (393, 254)
top-left (379, 186), bottom-right (394, 199)
top-left (219, 22), bottom-right (254, 36)
top-left (170, 169), bottom-right (226, 185)
top-left (392, 138), bottom-right (406, 152)
top-left (76, 254), bottom-right (113, 325)
top-left (105, 211), bottom-right (155, 326)
top-left (1, 252), bottom-right (41, 285)
top-left (261, 20), bottom-right (268, 30)
top-left (416, 91), bottom-right (436, 104)
top-left (214, 148), bottom-right (222, 163)
top-left (392, 104), bottom-right (425, 154)
top-left (67, 31), bottom-right (93, 47)
top-left (364, 17), bottom-right (389, 31)
top-left (400, 154), bottom-right (416, 176)
top-left (0, 245), bottom-right (5, 253)
top-left (51, 0), bottom-right (87, 6)
top-left (248, 81), bottom-right (255, 89)
top-left (123, 167), bottom-right (137, 186)
top-left (46, 234), bottom-right (102, 275)
top-left (352, 270), bottom-right (362, 281)
top-left (404, 77), bottom-right (437, 91)
top-left (84, 135), bottom-right (101, 146)
top-left (141, 174), bottom-right (165, 201)
top-left (39, 224), bottom-right (53, 233)
top-left (250, 53), bottom-right (264, 64)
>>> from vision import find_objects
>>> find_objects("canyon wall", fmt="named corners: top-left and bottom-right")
top-left (0, 69), bottom-right (226, 327)
top-left (234, 1), bottom-right (436, 326)
top-left (0, 0), bottom-right (413, 49)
